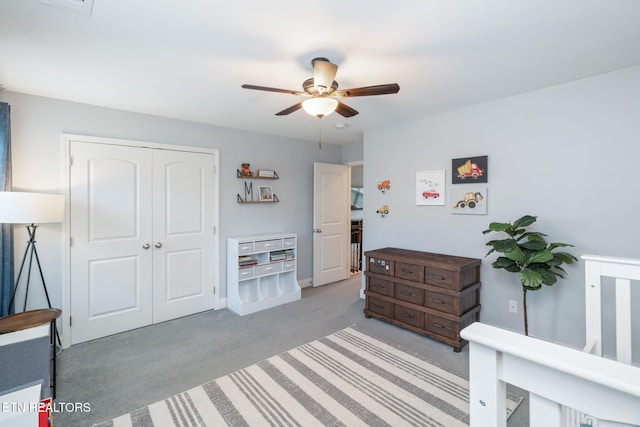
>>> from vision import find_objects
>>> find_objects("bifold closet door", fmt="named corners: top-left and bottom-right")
top-left (69, 142), bottom-right (215, 344)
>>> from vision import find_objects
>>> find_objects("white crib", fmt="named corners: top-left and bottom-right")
top-left (461, 254), bottom-right (640, 427)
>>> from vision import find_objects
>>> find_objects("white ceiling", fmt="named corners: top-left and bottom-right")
top-left (1, 1), bottom-right (640, 145)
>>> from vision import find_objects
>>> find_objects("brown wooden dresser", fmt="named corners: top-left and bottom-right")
top-left (363, 247), bottom-right (481, 352)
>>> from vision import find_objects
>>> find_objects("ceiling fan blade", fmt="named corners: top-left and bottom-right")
top-left (275, 102), bottom-right (303, 116)
top-left (242, 84), bottom-right (305, 96)
top-left (335, 101), bottom-right (359, 117)
top-left (312, 58), bottom-right (338, 93)
top-left (334, 83), bottom-right (400, 98)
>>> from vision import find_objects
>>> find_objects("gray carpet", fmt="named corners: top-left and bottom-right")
top-left (55, 274), bottom-right (529, 426)
top-left (92, 325), bottom-right (521, 426)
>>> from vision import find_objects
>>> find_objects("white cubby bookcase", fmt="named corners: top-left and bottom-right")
top-left (227, 233), bottom-right (301, 315)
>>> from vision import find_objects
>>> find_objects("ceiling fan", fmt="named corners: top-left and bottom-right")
top-left (242, 57), bottom-right (400, 118)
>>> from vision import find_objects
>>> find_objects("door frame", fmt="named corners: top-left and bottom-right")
top-left (61, 134), bottom-right (220, 349)
top-left (345, 160), bottom-right (366, 298)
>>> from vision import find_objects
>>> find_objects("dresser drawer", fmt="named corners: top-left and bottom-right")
top-left (238, 242), bottom-right (255, 255)
top-left (395, 305), bottom-right (422, 328)
top-left (424, 313), bottom-right (458, 340)
top-left (238, 267), bottom-right (254, 281)
top-left (282, 260), bottom-right (295, 271)
top-left (283, 238), bottom-right (296, 248)
top-left (395, 261), bottom-right (424, 282)
top-left (425, 267), bottom-right (456, 288)
top-left (394, 283), bottom-right (423, 305)
top-left (424, 289), bottom-right (455, 313)
top-left (368, 277), bottom-right (393, 297)
top-left (368, 297), bottom-right (394, 318)
top-left (368, 257), bottom-right (392, 275)
top-left (255, 239), bottom-right (283, 252)
top-left (254, 262), bottom-right (282, 276)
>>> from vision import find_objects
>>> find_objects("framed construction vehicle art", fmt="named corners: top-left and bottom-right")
top-left (452, 155), bottom-right (488, 184)
top-left (416, 170), bottom-right (445, 206)
top-left (451, 186), bottom-right (487, 215)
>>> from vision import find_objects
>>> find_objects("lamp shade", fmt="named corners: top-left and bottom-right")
top-left (302, 97), bottom-right (338, 117)
top-left (0, 192), bottom-right (65, 224)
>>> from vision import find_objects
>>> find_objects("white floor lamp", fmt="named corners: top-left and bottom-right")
top-left (0, 191), bottom-right (65, 313)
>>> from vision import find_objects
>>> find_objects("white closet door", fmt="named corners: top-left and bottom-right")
top-left (152, 149), bottom-right (215, 322)
top-left (69, 142), bottom-right (217, 344)
top-left (70, 142), bottom-right (153, 344)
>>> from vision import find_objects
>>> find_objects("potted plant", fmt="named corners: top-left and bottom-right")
top-left (483, 215), bottom-right (577, 335)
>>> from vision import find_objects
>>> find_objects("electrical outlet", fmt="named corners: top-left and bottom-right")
top-left (509, 300), bottom-right (518, 313)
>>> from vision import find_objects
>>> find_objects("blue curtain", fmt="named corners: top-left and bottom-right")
top-left (0, 102), bottom-right (14, 316)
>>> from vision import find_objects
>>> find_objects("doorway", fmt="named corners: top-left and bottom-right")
top-left (350, 163), bottom-right (363, 274)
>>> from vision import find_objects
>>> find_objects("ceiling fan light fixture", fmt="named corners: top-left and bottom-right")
top-left (302, 97), bottom-right (338, 118)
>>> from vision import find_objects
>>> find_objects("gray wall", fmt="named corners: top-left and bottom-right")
top-left (341, 142), bottom-right (364, 164)
top-left (5, 64), bottom-right (639, 361)
top-left (1, 91), bottom-right (342, 313)
top-left (363, 65), bottom-right (640, 362)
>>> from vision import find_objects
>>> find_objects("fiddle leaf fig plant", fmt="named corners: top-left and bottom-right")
top-left (483, 215), bottom-right (577, 335)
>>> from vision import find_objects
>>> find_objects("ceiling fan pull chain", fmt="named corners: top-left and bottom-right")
top-left (318, 118), bottom-right (322, 150)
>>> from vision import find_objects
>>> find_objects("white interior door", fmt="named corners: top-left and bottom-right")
top-left (152, 149), bottom-right (215, 322)
top-left (70, 142), bottom-right (153, 344)
top-left (313, 162), bottom-right (350, 287)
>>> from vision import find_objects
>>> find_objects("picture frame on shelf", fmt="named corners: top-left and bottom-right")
top-left (259, 186), bottom-right (274, 201)
top-left (257, 169), bottom-right (276, 178)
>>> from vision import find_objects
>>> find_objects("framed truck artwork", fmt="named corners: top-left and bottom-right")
top-left (416, 170), bottom-right (445, 206)
top-left (452, 155), bottom-right (487, 184)
top-left (451, 186), bottom-right (487, 215)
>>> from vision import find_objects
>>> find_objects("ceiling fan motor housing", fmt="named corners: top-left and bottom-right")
top-left (303, 78), bottom-right (338, 96)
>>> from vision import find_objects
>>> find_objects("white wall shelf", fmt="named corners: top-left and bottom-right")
top-left (227, 233), bottom-right (301, 315)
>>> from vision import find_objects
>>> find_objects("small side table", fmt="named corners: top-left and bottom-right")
top-left (0, 308), bottom-right (62, 398)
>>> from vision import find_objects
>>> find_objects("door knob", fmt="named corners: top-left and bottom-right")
top-left (142, 243), bottom-right (150, 250)
top-left (314, 229), bottom-right (322, 233)
top-left (154, 242), bottom-right (163, 248)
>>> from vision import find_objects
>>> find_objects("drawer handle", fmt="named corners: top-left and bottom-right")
top-left (401, 268), bottom-right (413, 274)
top-left (431, 298), bottom-right (445, 304)
top-left (373, 303), bottom-right (385, 309)
top-left (373, 284), bottom-right (385, 289)
top-left (432, 322), bottom-right (446, 329)
top-left (399, 290), bottom-right (413, 296)
top-left (432, 275), bottom-right (446, 280)
top-left (400, 311), bottom-right (413, 318)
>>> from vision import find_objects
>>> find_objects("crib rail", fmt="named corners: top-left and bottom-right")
top-left (460, 322), bottom-right (640, 427)
top-left (582, 254), bottom-right (640, 365)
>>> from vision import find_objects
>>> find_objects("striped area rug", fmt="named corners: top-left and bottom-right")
top-left (94, 326), bottom-right (521, 426)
